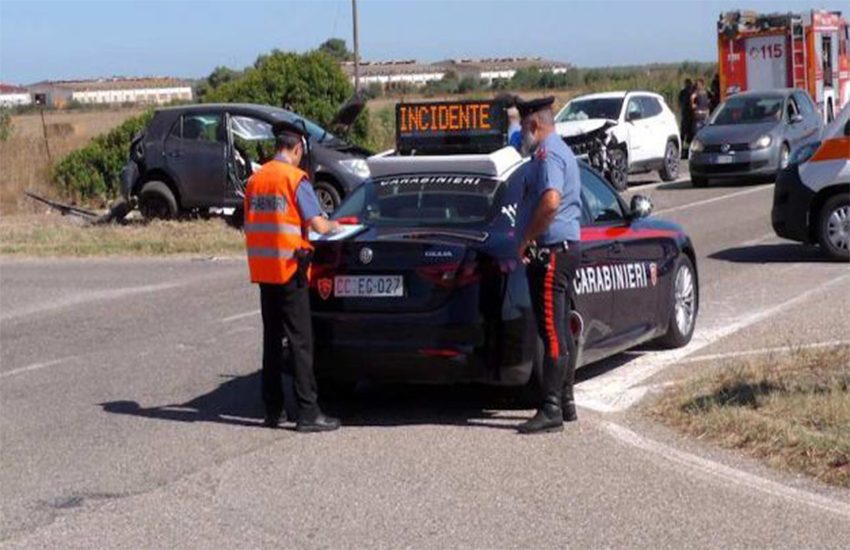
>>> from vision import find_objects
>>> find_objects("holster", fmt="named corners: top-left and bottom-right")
top-left (294, 248), bottom-right (313, 288)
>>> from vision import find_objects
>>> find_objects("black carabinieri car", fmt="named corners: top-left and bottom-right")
top-left (308, 143), bottom-right (699, 391)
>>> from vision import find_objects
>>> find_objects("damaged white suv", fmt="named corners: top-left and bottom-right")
top-left (555, 91), bottom-right (681, 190)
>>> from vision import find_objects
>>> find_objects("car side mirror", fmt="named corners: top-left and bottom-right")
top-left (630, 194), bottom-right (653, 219)
top-left (790, 114), bottom-right (804, 124)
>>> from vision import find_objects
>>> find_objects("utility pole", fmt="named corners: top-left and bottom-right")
top-left (352, 0), bottom-right (360, 92)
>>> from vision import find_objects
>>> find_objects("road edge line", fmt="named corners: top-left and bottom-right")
top-left (602, 421), bottom-right (850, 519)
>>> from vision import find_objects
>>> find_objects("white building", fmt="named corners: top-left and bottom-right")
top-left (0, 84), bottom-right (32, 107)
top-left (342, 60), bottom-right (445, 88)
top-left (342, 57), bottom-right (571, 89)
top-left (26, 78), bottom-right (193, 107)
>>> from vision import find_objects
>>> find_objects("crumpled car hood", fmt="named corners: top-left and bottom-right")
top-left (555, 118), bottom-right (617, 138)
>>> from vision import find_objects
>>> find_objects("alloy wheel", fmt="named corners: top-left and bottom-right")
top-left (665, 143), bottom-right (679, 178)
top-left (674, 264), bottom-right (696, 337)
top-left (826, 204), bottom-right (849, 252)
top-left (316, 188), bottom-right (337, 214)
top-left (780, 145), bottom-right (790, 170)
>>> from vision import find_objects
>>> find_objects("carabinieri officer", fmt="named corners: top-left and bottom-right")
top-left (515, 97), bottom-right (583, 435)
top-left (243, 120), bottom-right (341, 432)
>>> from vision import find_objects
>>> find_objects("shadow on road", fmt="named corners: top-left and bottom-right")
top-left (100, 372), bottom-right (531, 431)
top-left (709, 243), bottom-right (831, 263)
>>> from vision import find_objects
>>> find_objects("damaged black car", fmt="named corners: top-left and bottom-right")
top-left (120, 102), bottom-right (371, 220)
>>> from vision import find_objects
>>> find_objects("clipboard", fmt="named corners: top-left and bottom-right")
top-left (309, 224), bottom-right (367, 242)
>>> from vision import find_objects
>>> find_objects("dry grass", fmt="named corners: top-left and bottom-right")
top-left (0, 214), bottom-right (244, 257)
top-left (649, 345), bottom-right (850, 487)
top-left (0, 108), bottom-right (142, 215)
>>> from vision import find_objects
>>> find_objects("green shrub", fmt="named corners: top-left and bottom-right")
top-left (203, 49), bottom-right (370, 148)
top-left (0, 109), bottom-right (12, 142)
top-left (53, 110), bottom-right (153, 200)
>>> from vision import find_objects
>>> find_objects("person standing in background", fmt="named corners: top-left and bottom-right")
top-left (691, 78), bottom-right (711, 135)
top-left (678, 79), bottom-right (695, 150)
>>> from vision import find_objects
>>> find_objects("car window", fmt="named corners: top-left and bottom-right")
top-left (785, 97), bottom-right (799, 121)
top-left (173, 114), bottom-right (224, 143)
top-left (638, 97), bottom-right (662, 118)
top-left (580, 166), bottom-right (625, 225)
top-left (711, 95), bottom-right (783, 125)
top-left (626, 98), bottom-right (643, 120)
top-left (230, 115), bottom-right (276, 163)
top-left (793, 92), bottom-right (816, 118)
top-left (333, 174), bottom-right (503, 227)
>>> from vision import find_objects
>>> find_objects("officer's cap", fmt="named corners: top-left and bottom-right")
top-left (272, 119), bottom-right (309, 140)
top-left (516, 96), bottom-right (555, 118)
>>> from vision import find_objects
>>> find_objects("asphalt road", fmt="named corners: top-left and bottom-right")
top-left (1, 172), bottom-right (849, 549)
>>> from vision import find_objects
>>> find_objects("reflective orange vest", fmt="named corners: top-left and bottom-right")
top-left (243, 160), bottom-right (312, 284)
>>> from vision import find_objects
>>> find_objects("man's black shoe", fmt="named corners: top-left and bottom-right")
top-left (263, 411), bottom-right (285, 428)
top-left (562, 401), bottom-right (577, 422)
top-left (517, 408), bottom-right (564, 434)
top-left (296, 412), bottom-right (340, 433)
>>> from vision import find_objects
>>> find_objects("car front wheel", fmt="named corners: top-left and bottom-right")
top-left (606, 148), bottom-right (629, 191)
top-left (657, 255), bottom-right (698, 348)
top-left (314, 180), bottom-right (342, 215)
top-left (779, 143), bottom-right (790, 171)
top-left (818, 194), bottom-right (850, 261)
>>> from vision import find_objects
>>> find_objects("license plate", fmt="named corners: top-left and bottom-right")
top-left (334, 275), bottom-right (404, 298)
top-left (716, 155), bottom-right (734, 164)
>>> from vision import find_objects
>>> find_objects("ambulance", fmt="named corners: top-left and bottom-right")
top-left (771, 103), bottom-right (850, 260)
top-left (717, 10), bottom-right (849, 122)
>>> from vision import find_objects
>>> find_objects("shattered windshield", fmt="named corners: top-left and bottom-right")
top-left (557, 98), bottom-right (623, 121)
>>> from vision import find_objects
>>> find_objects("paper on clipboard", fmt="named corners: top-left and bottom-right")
top-left (309, 224), bottom-right (366, 242)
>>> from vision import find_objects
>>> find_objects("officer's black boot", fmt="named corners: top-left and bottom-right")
top-left (518, 357), bottom-right (566, 434)
top-left (562, 357), bottom-right (577, 422)
top-left (296, 409), bottom-right (341, 433)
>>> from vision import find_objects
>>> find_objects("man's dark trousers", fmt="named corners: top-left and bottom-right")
top-left (259, 280), bottom-right (319, 420)
top-left (526, 243), bottom-right (580, 410)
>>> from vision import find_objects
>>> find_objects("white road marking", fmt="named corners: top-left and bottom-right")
top-left (655, 184), bottom-right (773, 215)
top-left (602, 421), bottom-right (850, 519)
top-left (676, 340), bottom-right (850, 365)
top-left (576, 273), bottom-right (850, 412)
top-left (0, 358), bottom-right (70, 379)
top-left (221, 309), bottom-right (260, 323)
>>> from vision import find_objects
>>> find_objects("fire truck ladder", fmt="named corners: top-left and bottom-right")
top-left (790, 16), bottom-right (808, 90)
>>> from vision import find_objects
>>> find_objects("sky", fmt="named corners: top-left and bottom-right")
top-left (0, 0), bottom-right (846, 84)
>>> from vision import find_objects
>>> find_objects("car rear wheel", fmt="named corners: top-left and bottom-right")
top-left (314, 180), bottom-right (342, 215)
top-left (818, 194), bottom-right (850, 261)
top-left (657, 255), bottom-right (698, 348)
top-left (139, 181), bottom-right (178, 220)
top-left (659, 141), bottom-right (680, 182)
top-left (606, 148), bottom-right (629, 191)
top-left (691, 175), bottom-right (708, 188)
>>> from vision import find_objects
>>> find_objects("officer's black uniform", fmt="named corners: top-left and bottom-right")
top-left (515, 97), bottom-right (583, 434)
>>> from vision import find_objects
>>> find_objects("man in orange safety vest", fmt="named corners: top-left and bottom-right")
top-left (243, 119), bottom-right (341, 432)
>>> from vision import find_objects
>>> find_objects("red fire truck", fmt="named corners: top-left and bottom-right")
top-left (717, 10), bottom-right (849, 122)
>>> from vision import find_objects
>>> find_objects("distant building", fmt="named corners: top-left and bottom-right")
top-left (26, 77), bottom-right (194, 108)
top-left (0, 83), bottom-right (32, 107)
top-left (341, 60), bottom-right (446, 89)
top-left (341, 57), bottom-right (570, 89)
top-left (434, 57), bottom-right (570, 83)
